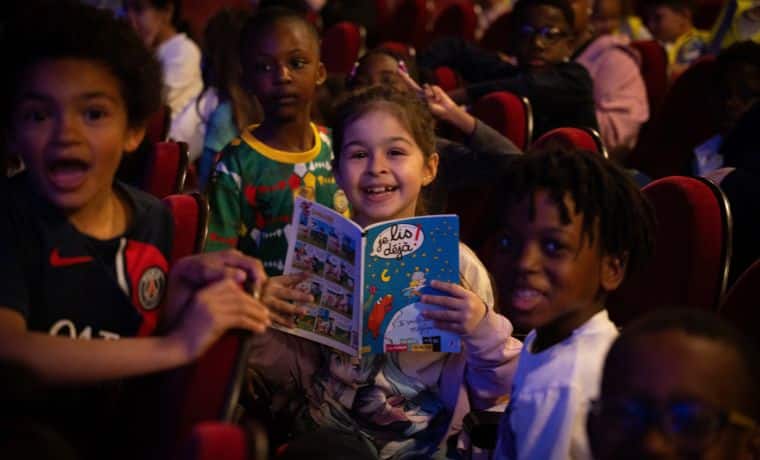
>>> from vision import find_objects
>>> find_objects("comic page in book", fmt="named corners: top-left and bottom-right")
top-left (361, 215), bottom-right (461, 354)
top-left (282, 197), bottom-right (363, 355)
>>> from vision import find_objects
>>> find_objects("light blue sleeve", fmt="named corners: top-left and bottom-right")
top-left (199, 101), bottom-right (238, 190)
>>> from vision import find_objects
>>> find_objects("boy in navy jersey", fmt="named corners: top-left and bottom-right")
top-left (0, 2), bottom-right (271, 457)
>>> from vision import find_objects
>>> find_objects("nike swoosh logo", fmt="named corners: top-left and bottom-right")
top-left (49, 249), bottom-right (94, 267)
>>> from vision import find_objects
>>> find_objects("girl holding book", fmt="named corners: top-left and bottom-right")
top-left (251, 85), bottom-right (521, 459)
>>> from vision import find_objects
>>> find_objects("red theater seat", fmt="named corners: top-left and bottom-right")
top-left (472, 91), bottom-right (533, 150)
top-left (532, 126), bottom-right (607, 158)
top-left (608, 176), bottom-right (732, 326)
top-left (143, 141), bottom-right (189, 199)
top-left (431, 0), bottom-right (477, 42)
top-left (630, 40), bottom-right (669, 116)
top-left (627, 56), bottom-right (718, 178)
top-left (162, 192), bottom-right (209, 264)
top-left (321, 21), bottom-right (365, 74)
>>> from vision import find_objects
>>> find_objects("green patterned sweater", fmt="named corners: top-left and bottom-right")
top-left (205, 123), bottom-right (348, 275)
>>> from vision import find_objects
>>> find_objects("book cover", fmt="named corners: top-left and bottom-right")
top-left (282, 197), bottom-right (460, 356)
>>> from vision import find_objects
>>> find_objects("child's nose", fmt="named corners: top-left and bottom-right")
top-left (366, 151), bottom-right (389, 174)
top-left (53, 112), bottom-right (81, 145)
top-left (275, 63), bottom-right (293, 83)
top-left (516, 243), bottom-right (541, 272)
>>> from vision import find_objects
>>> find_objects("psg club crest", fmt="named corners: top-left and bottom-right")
top-left (138, 266), bottom-right (166, 310)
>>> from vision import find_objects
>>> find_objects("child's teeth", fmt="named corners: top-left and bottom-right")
top-left (515, 288), bottom-right (540, 299)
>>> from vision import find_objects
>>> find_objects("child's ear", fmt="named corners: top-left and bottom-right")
top-left (316, 61), bottom-right (327, 86)
top-left (124, 125), bottom-right (147, 154)
top-left (600, 252), bottom-right (627, 292)
top-left (422, 152), bottom-right (439, 186)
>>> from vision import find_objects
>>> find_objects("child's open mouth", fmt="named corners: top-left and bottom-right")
top-left (363, 186), bottom-right (398, 200)
top-left (511, 287), bottom-right (543, 312)
top-left (46, 158), bottom-right (90, 191)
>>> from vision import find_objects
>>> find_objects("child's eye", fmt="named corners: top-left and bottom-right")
top-left (20, 108), bottom-right (49, 123)
top-left (542, 239), bottom-right (565, 255)
top-left (84, 108), bottom-right (108, 121)
top-left (290, 58), bottom-right (307, 69)
top-left (348, 149), bottom-right (367, 159)
top-left (388, 148), bottom-right (406, 156)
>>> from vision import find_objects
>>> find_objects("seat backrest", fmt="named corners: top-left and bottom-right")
top-left (720, 258), bottom-right (760, 351)
top-left (608, 176), bottom-right (732, 326)
top-left (178, 421), bottom-right (268, 460)
top-left (627, 56), bottom-right (719, 179)
top-left (144, 105), bottom-right (171, 145)
top-left (321, 21), bottom-right (365, 74)
top-left (478, 11), bottom-right (514, 54)
top-left (162, 192), bottom-right (210, 264)
top-left (431, 0), bottom-right (477, 42)
top-left (433, 65), bottom-right (462, 92)
top-left (143, 141), bottom-right (189, 199)
top-left (629, 40), bottom-right (669, 116)
top-left (471, 91), bottom-right (533, 150)
top-left (379, 0), bottom-right (428, 48)
top-left (531, 126), bottom-right (607, 158)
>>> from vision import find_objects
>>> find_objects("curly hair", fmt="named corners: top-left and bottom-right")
top-left (330, 85), bottom-right (436, 166)
top-left (2, 0), bottom-right (162, 129)
top-left (484, 147), bottom-right (656, 277)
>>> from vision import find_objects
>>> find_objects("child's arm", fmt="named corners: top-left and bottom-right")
top-left (589, 45), bottom-right (649, 158)
top-left (0, 251), bottom-right (270, 384)
top-left (422, 245), bottom-right (521, 409)
top-left (205, 149), bottom-right (246, 253)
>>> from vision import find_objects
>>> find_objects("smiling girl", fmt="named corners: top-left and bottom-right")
top-left (249, 86), bottom-right (521, 459)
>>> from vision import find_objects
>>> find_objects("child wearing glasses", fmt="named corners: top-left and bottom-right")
top-left (485, 147), bottom-right (655, 459)
top-left (588, 308), bottom-right (760, 459)
top-left (418, 0), bottom-right (599, 140)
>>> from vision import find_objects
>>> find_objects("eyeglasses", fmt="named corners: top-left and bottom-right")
top-left (589, 398), bottom-right (758, 450)
top-left (519, 25), bottom-right (569, 43)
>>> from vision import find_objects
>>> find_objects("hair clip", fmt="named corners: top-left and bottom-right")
top-left (398, 59), bottom-right (409, 75)
top-left (347, 61), bottom-right (360, 83)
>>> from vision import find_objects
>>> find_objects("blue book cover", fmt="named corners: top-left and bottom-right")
top-left (282, 197), bottom-right (460, 356)
top-left (361, 216), bottom-right (460, 354)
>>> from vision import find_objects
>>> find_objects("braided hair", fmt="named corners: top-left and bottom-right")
top-left (484, 147), bottom-right (655, 277)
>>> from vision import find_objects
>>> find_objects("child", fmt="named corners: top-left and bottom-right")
top-left (196, 8), bottom-right (261, 189)
top-left (248, 86), bottom-right (522, 459)
top-left (643, 0), bottom-right (709, 75)
top-left (592, 0), bottom-right (652, 40)
top-left (0, 2), bottom-right (270, 457)
top-left (489, 147), bottom-right (655, 459)
top-left (588, 309), bottom-right (760, 459)
top-left (124, 0), bottom-right (202, 120)
top-left (709, 0), bottom-right (760, 53)
top-left (346, 47), bottom-right (522, 214)
top-left (205, 7), bottom-right (346, 276)
top-left (418, 0), bottom-right (599, 140)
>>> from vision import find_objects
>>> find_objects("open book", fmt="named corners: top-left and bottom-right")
top-left (280, 196), bottom-right (461, 356)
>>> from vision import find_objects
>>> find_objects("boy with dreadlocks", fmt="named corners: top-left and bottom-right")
top-left (485, 147), bottom-right (656, 459)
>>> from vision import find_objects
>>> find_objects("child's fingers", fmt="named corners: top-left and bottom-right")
top-left (421, 293), bottom-right (462, 310)
top-left (397, 68), bottom-right (423, 93)
top-left (422, 309), bottom-right (461, 322)
top-left (272, 272), bottom-right (311, 287)
top-left (429, 280), bottom-right (470, 297)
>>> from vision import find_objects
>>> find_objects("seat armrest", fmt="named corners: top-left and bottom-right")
top-left (463, 410), bottom-right (502, 449)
